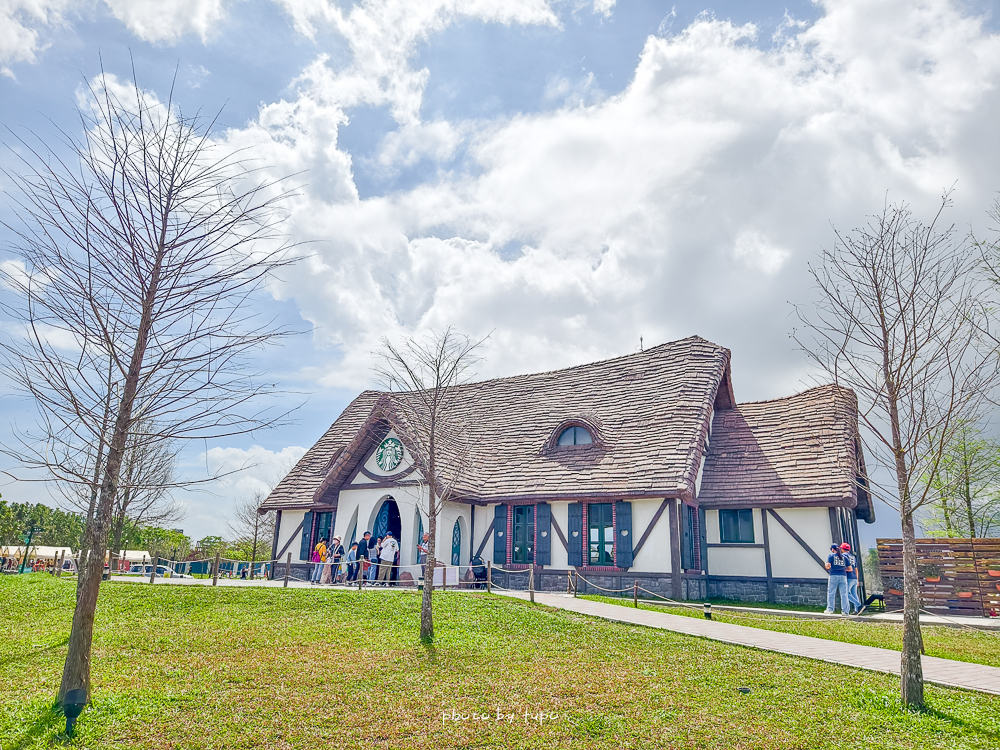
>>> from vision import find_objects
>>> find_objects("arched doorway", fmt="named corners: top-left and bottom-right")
top-left (373, 497), bottom-right (402, 581)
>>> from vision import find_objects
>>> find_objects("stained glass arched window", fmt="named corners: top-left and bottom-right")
top-left (451, 519), bottom-right (462, 566)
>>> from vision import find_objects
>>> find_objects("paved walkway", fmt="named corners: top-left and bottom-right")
top-left (496, 591), bottom-right (1000, 696)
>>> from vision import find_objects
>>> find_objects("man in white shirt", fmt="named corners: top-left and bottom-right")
top-left (378, 531), bottom-right (399, 585)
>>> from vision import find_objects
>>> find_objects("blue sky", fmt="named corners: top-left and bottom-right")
top-left (2, 0), bottom-right (1000, 544)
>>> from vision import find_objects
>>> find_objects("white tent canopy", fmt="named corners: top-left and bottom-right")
top-left (3, 545), bottom-right (74, 560)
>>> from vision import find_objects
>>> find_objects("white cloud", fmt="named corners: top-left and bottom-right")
top-left (733, 230), bottom-right (790, 275)
top-left (203, 444), bottom-right (307, 498)
top-left (230, 0), bottom-right (1000, 402)
top-left (274, 0), bottom-right (559, 124)
top-left (101, 0), bottom-right (229, 44)
top-left (592, 0), bottom-right (615, 18)
top-left (0, 0), bottom-right (71, 77)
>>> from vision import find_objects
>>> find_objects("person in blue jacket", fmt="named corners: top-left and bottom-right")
top-left (824, 543), bottom-right (852, 614)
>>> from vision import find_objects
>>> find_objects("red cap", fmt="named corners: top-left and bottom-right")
top-left (840, 543), bottom-right (851, 551)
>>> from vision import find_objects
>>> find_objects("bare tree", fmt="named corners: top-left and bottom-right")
top-left (794, 193), bottom-right (999, 708)
top-left (0, 71), bottom-right (298, 703)
top-left (227, 489), bottom-right (276, 578)
top-left (374, 327), bottom-right (486, 642)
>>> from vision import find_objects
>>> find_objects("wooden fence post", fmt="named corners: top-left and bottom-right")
top-left (212, 551), bottom-right (221, 587)
top-left (56, 550), bottom-right (64, 577)
top-left (633, 579), bottom-right (638, 608)
top-left (529, 565), bottom-right (535, 604)
top-left (284, 552), bottom-right (291, 588)
top-left (149, 557), bottom-right (157, 584)
top-left (487, 560), bottom-right (492, 594)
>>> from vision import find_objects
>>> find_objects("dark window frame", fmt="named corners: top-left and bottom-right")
top-left (511, 504), bottom-right (535, 565)
top-left (719, 509), bottom-right (755, 544)
top-left (587, 502), bottom-right (615, 566)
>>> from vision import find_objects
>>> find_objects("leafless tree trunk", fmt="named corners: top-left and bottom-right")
top-left (374, 328), bottom-right (486, 642)
top-left (0, 70), bottom-right (299, 704)
top-left (228, 490), bottom-right (276, 578)
top-left (795, 192), bottom-right (998, 709)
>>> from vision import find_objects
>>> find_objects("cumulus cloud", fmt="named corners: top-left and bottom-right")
top-left (203, 444), bottom-right (307, 498)
top-left (0, 0), bottom-right (228, 76)
top-left (0, 0), bottom-right (71, 78)
top-left (231, 0), bottom-right (1000, 401)
top-left (101, 0), bottom-right (229, 44)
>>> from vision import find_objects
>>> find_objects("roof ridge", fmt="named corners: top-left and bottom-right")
top-left (735, 382), bottom-right (853, 408)
top-left (367, 335), bottom-right (725, 395)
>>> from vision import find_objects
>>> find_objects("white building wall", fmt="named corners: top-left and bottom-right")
top-left (704, 508), bottom-right (767, 577)
top-left (629, 498), bottom-right (671, 573)
top-left (549, 501), bottom-right (569, 569)
top-left (275, 510), bottom-right (307, 562)
top-left (767, 507), bottom-right (830, 580)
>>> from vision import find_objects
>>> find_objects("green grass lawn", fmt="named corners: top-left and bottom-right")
top-left (584, 594), bottom-right (1000, 669)
top-left (4, 576), bottom-right (1000, 749)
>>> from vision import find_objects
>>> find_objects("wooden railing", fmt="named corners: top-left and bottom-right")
top-left (877, 538), bottom-right (1000, 617)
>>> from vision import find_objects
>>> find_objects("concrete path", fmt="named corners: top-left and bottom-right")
top-left (497, 591), bottom-right (1000, 696)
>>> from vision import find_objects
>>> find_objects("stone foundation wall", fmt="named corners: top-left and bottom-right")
top-left (706, 578), bottom-right (769, 602)
top-left (770, 580), bottom-right (827, 606)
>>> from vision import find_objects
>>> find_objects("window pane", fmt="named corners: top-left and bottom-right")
top-left (557, 429), bottom-right (574, 446)
top-left (720, 509), bottom-right (754, 543)
top-left (588, 503), bottom-right (613, 565)
top-left (720, 511), bottom-right (736, 543)
top-left (575, 427), bottom-right (593, 445)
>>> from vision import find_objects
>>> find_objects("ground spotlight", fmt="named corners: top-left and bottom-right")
top-left (62, 689), bottom-right (87, 736)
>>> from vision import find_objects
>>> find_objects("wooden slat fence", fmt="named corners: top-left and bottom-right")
top-left (877, 538), bottom-right (1000, 617)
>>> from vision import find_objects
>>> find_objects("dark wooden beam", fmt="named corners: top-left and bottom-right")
top-left (474, 519), bottom-right (496, 558)
top-left (668, 500), bottom-right (683, 599)
top-left (829, 506), bottom-right (843, 545)
top-left (550, 513), bottom-right (568, 551)
top-left (767, 509), bottom-right (827, 572)
top-left (275, 518), bottom-right (304, 560)
top-left (761, 508), bottom-right (774, 603)
top-left (632, 498), bottom-right (670, 560)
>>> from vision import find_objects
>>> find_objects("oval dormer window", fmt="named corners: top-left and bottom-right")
top-left (557, 425), bottom-right (593, 446)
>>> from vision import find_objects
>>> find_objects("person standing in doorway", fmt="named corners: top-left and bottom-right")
top-left (378, 531), bottom-right (399, 585)
top-left (824, 543), bottom-right (850, 614)
top-left (842, 543), bottom-right (861, 614)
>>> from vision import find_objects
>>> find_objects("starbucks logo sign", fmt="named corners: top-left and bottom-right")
top-left (375, 437), bottom-right (404, 472)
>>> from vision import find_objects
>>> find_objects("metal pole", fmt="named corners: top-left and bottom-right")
top-left (443, 562), bottom-right (447, 592)
top-left (19, 526), bottom-right (39, 574)
top-left (487, 560), bottom-right (492, 593)
top-left (633, 579), bottom-right (638, 608)
top-left (284, 552), bottom-right (291, 588)
top-left (212, 551), bottom-right (221, 586)
top-left (573, 570), bottom-right (579, 597)
top-left (529, 565), bottom-right (535, 604)
top-left (358, 559), bottom-right (363, 592)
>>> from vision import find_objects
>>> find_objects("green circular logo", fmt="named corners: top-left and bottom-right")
top-left (375, 437), bottom-right (404, 472)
